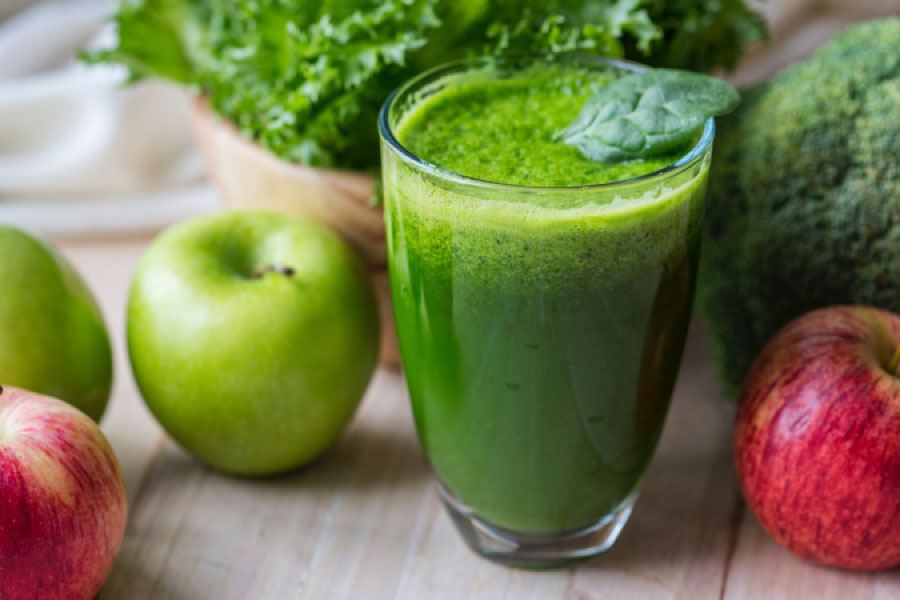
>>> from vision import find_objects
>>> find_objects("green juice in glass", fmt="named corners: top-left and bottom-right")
top-left (379, 56), bottom-right (712, 566)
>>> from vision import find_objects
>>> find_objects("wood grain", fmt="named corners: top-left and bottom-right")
top-left (723, 507), bottom-right (900, 599)
top-left (94, 322), bottom-right (740, 600)
top-left (56, 232), bottom-right (900, 599)
top-left (59, 235), bottom-right (743, 599)
top-left (99, 372), bottom-right (430, 600)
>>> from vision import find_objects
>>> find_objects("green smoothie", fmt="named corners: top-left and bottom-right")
top-left (381, 59), bottom-right (710, 534)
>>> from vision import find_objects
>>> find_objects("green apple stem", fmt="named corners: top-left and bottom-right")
top-left (890, 345), bottom-right (900, 376)
top-left (252, 264), bottom-right (296, 279)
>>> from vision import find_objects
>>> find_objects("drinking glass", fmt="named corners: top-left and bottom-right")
top-left (378, 55), bottom-right (714, 567)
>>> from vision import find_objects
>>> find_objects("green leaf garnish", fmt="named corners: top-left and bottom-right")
top-left (557, 69), bottom-right (739, 163)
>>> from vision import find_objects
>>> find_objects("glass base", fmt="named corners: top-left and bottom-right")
top-left (438, 485), bottom-right (637, 569)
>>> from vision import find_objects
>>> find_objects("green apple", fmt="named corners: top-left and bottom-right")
top-left (127, 210), bottom-right (380, 475)
top-left (0, 226), bottom-right (113, 421)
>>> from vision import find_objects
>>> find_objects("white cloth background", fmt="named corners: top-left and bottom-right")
top-left (0, 0), bottom-right (217, 235)
top-left (0, 0), bottom-right (896, 236)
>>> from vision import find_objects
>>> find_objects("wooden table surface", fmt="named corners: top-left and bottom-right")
top-left (56, 236), bottom-right (900, 600)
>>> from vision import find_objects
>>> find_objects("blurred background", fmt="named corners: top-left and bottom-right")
top-left (0, 0), bottom-right (897, 237)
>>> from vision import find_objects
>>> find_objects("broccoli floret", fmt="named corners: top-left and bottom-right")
top-left (699, 18), bottom-right (900, 397)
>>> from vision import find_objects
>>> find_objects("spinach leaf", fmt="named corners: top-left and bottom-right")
top-left (557, 69), bottom-right (739, 163)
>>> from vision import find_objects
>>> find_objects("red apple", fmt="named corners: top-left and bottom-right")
top-left (735, 306), bottom-right (900, 570)
top-left (0, 385), bottom-right (127, 599)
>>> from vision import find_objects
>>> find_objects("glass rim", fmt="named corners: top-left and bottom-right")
top-left (378, 53), bottom-right (715, 193)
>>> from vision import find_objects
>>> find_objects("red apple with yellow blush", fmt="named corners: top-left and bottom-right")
top-left (0, 385), bottom-right (127, 599)
top-left (735, 306), bottom-right (900, 570)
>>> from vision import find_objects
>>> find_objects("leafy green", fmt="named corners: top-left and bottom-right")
top-left (88, 0), bottom-right (765, 170)
top-left (631, 0), bottom-right (767, 71)
top-left (698, 18), bottom-right (900, 397)
top-left (558, 69), bottom-right (738, 162)
top-left (89, 0), bottom-right (195, 84)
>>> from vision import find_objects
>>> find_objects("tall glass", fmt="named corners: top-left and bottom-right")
top-left (378, 55), bottom-right (714, 567)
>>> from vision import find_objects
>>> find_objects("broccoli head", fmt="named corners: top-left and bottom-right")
top-left (699, 18), bottom-right (900, 397)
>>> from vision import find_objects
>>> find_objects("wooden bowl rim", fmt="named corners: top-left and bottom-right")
top-left (190, 95), bottom-right (380, 210)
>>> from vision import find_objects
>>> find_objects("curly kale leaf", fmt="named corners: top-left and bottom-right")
top-left (89, 0), bottom-right (765, 170)
top-left (195, 0), bottom-right (442, 168)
